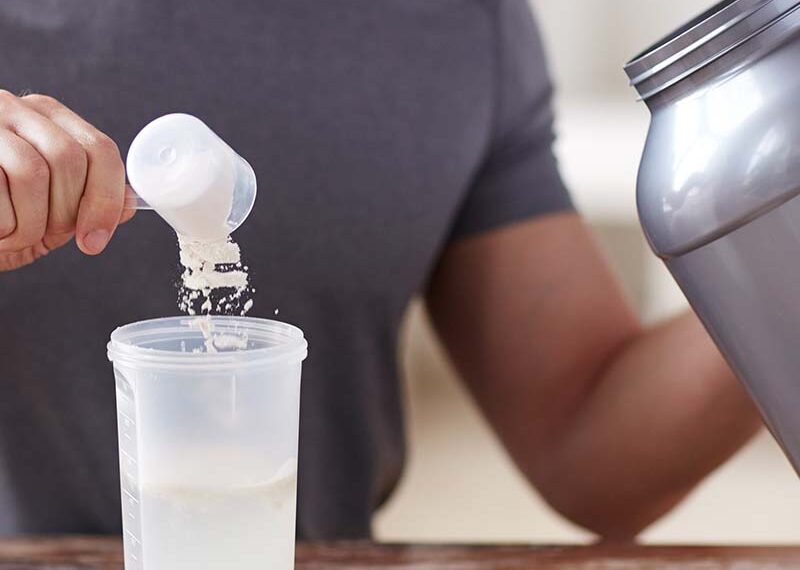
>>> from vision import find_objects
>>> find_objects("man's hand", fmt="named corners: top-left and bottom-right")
top-left (0, 91), bottom-right (134, 272)
top-left (427, 213), bottom-right (762, 540)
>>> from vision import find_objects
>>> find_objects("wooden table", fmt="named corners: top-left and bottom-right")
top-left (1, 537), bottom-right (799, 569)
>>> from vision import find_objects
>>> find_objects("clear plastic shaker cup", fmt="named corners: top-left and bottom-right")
top-left (107, 317), bottom-right (307, 570)
top-left (125, 113), bottom-right (257, 242)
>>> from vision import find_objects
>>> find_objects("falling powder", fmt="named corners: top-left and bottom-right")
top-left (212, 332), bottom-right (249, 351)
top-left (177, 235), bottom-right (254, 317)
top-left (188, 316), bottom-right (248, 353)
top-left (188, 314), bottom-right (219, 353)
top-left (175, 233), bottom-right (260, 353)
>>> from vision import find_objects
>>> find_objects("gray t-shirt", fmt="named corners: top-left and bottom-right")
top-left (0, 0), bottom-right (571, 538)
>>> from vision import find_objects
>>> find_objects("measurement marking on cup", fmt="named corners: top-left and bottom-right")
top-left (123, 489), bottom-right (140, 504)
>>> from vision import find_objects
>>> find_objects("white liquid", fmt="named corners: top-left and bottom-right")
top-left (139, 468), bottom-right (296, 570)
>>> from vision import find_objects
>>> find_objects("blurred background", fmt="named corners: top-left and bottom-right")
top-left (374, 0), bottom-right (800, 544)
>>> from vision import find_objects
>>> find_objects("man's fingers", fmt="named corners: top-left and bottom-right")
top-left (0, 130), bottom-right (49, 253)
top-left (74, 131), bottom-right (125, 254)
top-left (22, 94), bottom-right (125, 255)
top-left (0, 92), bottom-right (126, 260)
top-left (119, 185), bottom-right (137, 225)
top-left (7, 95), bottom-right (88, 237)
top-left (0, 167), bottom-right (16, 239)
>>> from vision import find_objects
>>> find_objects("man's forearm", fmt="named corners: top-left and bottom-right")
top-left (530, 312), bottom-right (762, 539)
top-left (427, 216), bottom-right (763, 540)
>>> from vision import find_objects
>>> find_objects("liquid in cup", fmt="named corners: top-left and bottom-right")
top-left (108, 317), bottom-right (307, 570)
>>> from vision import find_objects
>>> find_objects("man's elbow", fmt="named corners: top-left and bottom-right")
top-left (531, 462), bottom-right (688, 541)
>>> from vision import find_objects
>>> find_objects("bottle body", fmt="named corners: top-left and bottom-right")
top-left (666, 198), bottom-right (800, 467)
top-left (633, 5), bottom-right (800, 471)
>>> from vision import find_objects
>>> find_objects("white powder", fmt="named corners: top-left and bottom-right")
top-left (212, 332), bottom-right (249, 351)
top-left (188, 315), bottom-right (218, 353)
top-left (177, 235), bottom-right (254, 317)
top-left (188, 316), bottom-right (248, 353)
top-left (178, 236), bottom-right (254, 353)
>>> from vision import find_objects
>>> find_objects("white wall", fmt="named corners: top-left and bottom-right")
top-left (535, 0), bottom-right (722, 98)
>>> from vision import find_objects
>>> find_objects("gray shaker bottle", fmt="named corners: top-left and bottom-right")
top-left (625, 0), bottom-right (800, 471)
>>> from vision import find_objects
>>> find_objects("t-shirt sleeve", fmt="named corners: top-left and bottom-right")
top-left (448, 0), bottom-right (572, 241)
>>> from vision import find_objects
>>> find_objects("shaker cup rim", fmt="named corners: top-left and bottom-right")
top-left (108, 316), bottom-right (308, 370)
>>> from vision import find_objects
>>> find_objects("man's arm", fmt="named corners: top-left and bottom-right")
top-left (426, 212), bottom-right (762, 539)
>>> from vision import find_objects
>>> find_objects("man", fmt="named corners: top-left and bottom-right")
top-left (0, 0), bottom-right (760, 538)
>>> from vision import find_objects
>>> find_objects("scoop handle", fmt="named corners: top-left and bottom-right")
top-left (123, 191), bottom-right (154, 210)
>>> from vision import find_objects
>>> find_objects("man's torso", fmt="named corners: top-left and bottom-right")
top-left (0, 0), bottom-right (499, 537)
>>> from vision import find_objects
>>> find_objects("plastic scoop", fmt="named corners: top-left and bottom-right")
top-left (125, 113), bottom-right (257, 242)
